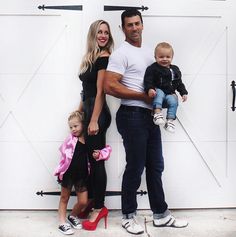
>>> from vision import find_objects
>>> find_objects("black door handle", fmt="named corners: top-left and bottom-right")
top-left (231, 80), bottom-right (235, 111)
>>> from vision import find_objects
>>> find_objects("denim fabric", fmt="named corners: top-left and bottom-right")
top-left (123, 212), bottom-right (137, 219)
top-left (116, 105), bottom-right (168, 215)
top-left (153, 209), bottom-right (171, 219)
top-left (153, 88), bottom-right (178, 119)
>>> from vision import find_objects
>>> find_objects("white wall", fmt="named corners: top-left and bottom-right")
top-left (0, 0), bottom-right (236, 209)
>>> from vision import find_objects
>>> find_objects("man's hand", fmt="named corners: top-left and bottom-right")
top-left (143, 93), bottom-right (153, 104)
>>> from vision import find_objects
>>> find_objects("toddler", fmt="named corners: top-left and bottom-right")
top-left (144, 42), bottom-right (188, 133)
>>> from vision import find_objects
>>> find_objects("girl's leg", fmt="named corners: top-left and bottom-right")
top-left (78, 175), bottom-right (94, 217)
top-left (58, 186), bottom-right (71, 224)
top-left (66, 191), bottom-right (88, 229)
top-left (71, 191), bottom-right (88, 217)
top-left (77, 198), bottom-right (94, 219)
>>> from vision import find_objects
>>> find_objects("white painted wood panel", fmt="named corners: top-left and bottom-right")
top-left (0, 0), bottom-right (236, 209)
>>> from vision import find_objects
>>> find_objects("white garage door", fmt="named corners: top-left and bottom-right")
top-left (1, 0), bottom-right (236, 209)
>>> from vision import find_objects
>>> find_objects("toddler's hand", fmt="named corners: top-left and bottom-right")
top-left (182, 95), bottom-right (187, 102)
top-left (92, 150), bottom-right (100, 160)
top-left (92, 145), bottom-right (112, 161)
top-left (148, 89), bottom-right (156, 98)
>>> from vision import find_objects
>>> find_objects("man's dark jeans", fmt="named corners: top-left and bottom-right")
top-left (116, 105), bottom-right (168, 216)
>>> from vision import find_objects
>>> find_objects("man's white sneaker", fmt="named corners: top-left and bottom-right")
top-left (164, 120), bottom-right (175, 133)
top-left (67, 215), bottom-right (82, 229)
top-left (153, 215), bottom-right (188, 228)
top-left (153, 112), bottom-right (165, 125)
top-left (122, 216), bottom-right (144, 235)
top-left (58, 223), bottom-right (74, 235)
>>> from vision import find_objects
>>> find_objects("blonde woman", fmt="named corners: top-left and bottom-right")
top-left (78, 20), bottom-right (114, 231)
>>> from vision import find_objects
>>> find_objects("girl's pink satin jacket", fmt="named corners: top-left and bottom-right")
top-left (54, 134), bottom-right (78, 181)
top-left (54, 134), bottom-right (112, 181)
top-left (96, 145), bottom-right (112, 161)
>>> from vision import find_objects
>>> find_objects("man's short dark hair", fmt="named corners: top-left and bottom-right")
top-left (121, 9), bottom-right (143, 28)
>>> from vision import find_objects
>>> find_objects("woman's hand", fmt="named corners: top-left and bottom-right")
top-left (88, 121), bottom-right (99, 136)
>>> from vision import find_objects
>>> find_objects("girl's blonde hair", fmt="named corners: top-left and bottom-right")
top-left (154, 42), bottom-right (174, 57)
top-left (79, 20), bottom-right (114, 74)
top-left (68, 111), bottom-right (84, 122)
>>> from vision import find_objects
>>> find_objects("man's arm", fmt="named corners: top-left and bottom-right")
top-left (104, 71), bottom-right (151, 104)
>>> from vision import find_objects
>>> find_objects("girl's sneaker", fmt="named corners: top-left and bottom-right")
top-left (58, 223), bottom-right (74, 235)
top-left (67, 215), bottom-right (82, 229)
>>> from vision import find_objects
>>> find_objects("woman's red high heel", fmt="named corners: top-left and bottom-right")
top-left (82, 207), bottom-right (108, 231)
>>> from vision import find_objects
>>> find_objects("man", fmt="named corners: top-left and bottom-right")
top-left (104, 9), bottom-right (188, 235)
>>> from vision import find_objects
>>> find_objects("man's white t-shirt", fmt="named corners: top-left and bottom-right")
top-left (106, 41), bottom-right (154, 109)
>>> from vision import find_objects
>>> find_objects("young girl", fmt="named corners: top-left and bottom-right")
top-left (54, 111), bottom-right (88, 235)
top-left (54, 111), bottom-right (112, 234)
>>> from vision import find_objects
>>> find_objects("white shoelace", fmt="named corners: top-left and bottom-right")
top-left (60, 223), bottom-right (71, 230)
top-left (69, 216), bottom-right (80, 225)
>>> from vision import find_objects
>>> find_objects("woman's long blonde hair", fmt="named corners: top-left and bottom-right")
top-left (79, 20), bottom-right (114, 74)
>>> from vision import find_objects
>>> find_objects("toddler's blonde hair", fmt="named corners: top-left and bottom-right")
top-left (68, 111), bottom-right (84, 122)
top-left (154, 42), bottom-right (174, 57)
